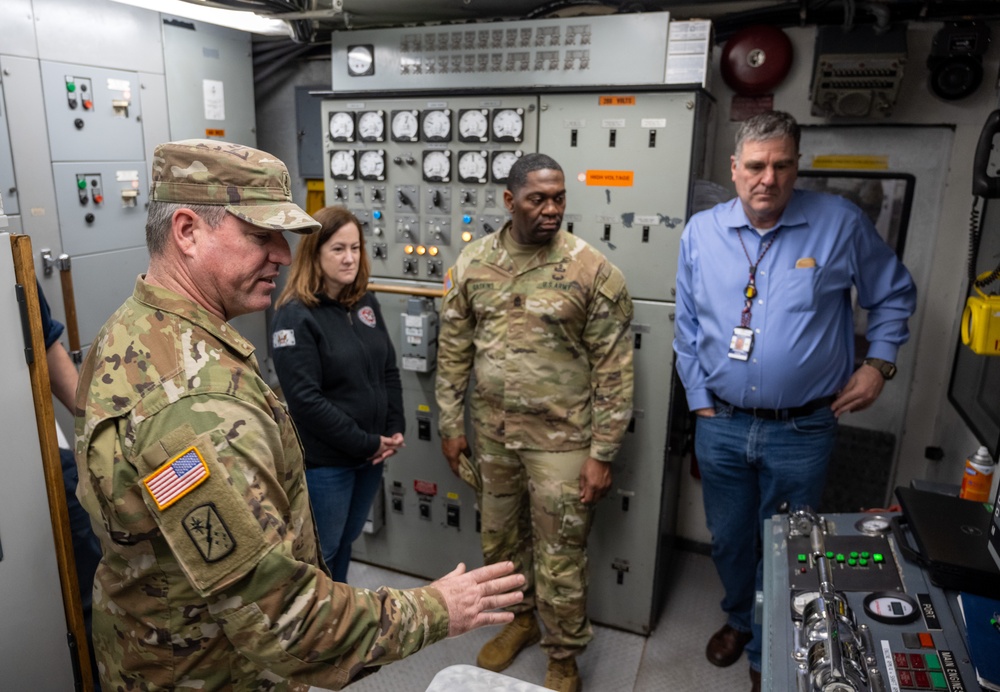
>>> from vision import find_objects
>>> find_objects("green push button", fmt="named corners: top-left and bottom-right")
top-left (826, 551), bottom-right (835, 559)
top-left (66, 81), bottom-right (76, 92)
top-left (873, 553), bottom-right (884, 563)
top-left (797, 553), bottom-right (808, 563)
top-left (860, 551), bottom-right (870, 559)
top-left (848, 558), bottom-right (857, 566)
top-left (77, 178), bottom-right (87, 189)
top-left (924, 654), bottom-right (942, 671)
top-left (929, 671), bottom-right (947, 689)
top-left (859, 558), bottom-right (869, 566)
top-left (836, 553), bottom-right (845, 562)
top-left (849, 551), bottom-right (859, 559)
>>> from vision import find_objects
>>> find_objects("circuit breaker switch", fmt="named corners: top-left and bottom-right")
top-left (400, 297), bottom-right (439, 372)
top-left (120, 189), bottom-right (139, 208)
top-left (111, 99), bottom-right (130, 118)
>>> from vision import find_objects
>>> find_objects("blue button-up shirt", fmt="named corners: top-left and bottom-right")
top-left (673, 189), bottom-right (917, 411)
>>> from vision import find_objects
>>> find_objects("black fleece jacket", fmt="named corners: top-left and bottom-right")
top-left (271, 291), bottom-right (404, 468)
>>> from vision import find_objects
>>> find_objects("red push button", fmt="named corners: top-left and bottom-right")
top-left (918, 632), bottom-right (934, 648)
top-left (894, 652), bottom-right (909, 668)
top-left (898, 669), bottom-right (914, 687)
top-left (909, 653), bottom-right (926, 669)
top-left (914, 671), bottom-right (931, 688)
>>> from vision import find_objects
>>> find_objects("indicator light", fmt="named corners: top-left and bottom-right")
top-left (416, 245), bottom-right (427, 255)
top-left (428, 246), bottom-right (439, 256)
top-left (462, 231), bottom-right (473, 242)
top-left (404, 245), bottom-right (414, 254)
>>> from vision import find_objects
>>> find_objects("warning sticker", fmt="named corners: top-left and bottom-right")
top-left (585, 170), bottom-right (634, 187)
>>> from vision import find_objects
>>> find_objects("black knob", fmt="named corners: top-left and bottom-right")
top-left (74, 118), bottom-right (85, 130)
top-left (85, 213), bottom-right (95, 224)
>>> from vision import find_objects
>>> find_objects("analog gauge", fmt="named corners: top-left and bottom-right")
top-left (790, 591), bottom-right (820, 619)
top-left (422, 150), bottom-right (451, 182)
top-left (391, 110), bottom-right (419, 142)
top-left (421, 109), bottom-right (452, 142)
top-left (347, 44), bottom-right (375, 77)
top-left (328, 111), bottom-right (355, 142)
top-left (458, 150), bottom-right (488, 183)
top-left (357, 111), bottom-right (385, 142)
top-left (458, 109), bottom-right (489, 142)
top-left (862, 592), bottom-right (919, 625)
top-left (359, 150), bottom-right (386, 180)
top-left (491, 150), bottom-right (521, 183)
top-left (854, 515), bottom-right (892, 536)
top-left (329, 150), bottom-right (356, 180)
top-left (491, 107), bottom-right (525, 142)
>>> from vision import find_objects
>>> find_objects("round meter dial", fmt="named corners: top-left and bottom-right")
top-left (421, 109), bottom-right (452, 142)
top-left (492, 107), bottom-right (524, 142)
top-left (329, 150), bottom-right (356, 180)
top-left (422, 150), bottom-right (451, 182)
top-left (491, 150), bottom-right (521, 184)
top-left (357, 111), bottom-right (385, 142)
top-left (391, 110), bottom-right (419, 142)
top-left (458, 151), bottom-right (488, 183)
top-left (863, 592), bottom-right (919, 624)
top-left (855, 515), bottom-right (892, 536)
top-left (359, 150), bottom-right (386, 180)
top-left (790, 591), bottom-right (820, 619)
top-left (328, 111), bottom-right (355, 142)
top-left (458, 109), bottom-right (489, 142)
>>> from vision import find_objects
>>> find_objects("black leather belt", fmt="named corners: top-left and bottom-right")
top-left (717, 395), bottom-right (835, 421)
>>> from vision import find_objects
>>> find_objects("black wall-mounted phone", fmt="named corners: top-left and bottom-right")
top-left (972, 109), bottom-right (1000, 198)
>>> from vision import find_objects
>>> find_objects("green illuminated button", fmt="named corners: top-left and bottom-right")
top-left (66, 81), bottom-right (76, 92)
top-left (836, 553), bottom-right (846, 562)
top-left (859, 558), bottom-right (869, 566)
top-left (929, 671), bottom-right (947, 689)
top-left (873, 553), bottom-right (884, 563)
top-left (797, 553), bottom-right (808, 563)
top-left (850, 551), bottom-right (859, 559)
top-left (848, 558), bottom-right (857, 566)
top-left (826, 551), bottom-right (835, 559)
top-left (861, 551), bottom-right (870, 559)
top-left (77, 178), bottom-right (87, 189)
top-left (924, 654), bottom-right (942, 671)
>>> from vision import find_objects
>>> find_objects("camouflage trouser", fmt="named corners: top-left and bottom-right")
top-left (475, 434), bottom-right (594, 660)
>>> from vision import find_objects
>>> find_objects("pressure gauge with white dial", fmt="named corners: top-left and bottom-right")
top-left (357, 111), bottom-right (386, 142)
top-left (458, 109), bottom-right (489, 142)
top-left (421, 109), bottom-right (452, 142)
top-left (328, 111), bottom-right (355, 142)
top-left (391, 110), bottom-right (420, 142)
top-left (491, 107), bottom-right (525, 142)
top-left (347, 44), bottom-right (375, 77)
top-left (359, 150), bottom-right (386, 181)
top-left (491, 150), bottom-right (521, 183)
top-left (422, 150), bottom-right (451, 182)
top-left (457, 150), bottom-right (488, 184)
top-left (329, 150), bottom-right (356, 180)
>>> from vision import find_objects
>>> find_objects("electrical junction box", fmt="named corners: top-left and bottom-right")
top-left (400, 297), bottom-right (438, 372)
top-left (962, 293), bottom-right (1000, 355)
top-left (811, 24), bottom-right (907, 118)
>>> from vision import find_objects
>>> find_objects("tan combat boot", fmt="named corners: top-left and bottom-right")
top-left (476, 612), bottom-right (541, 672)
top-left (544, 657), bottom-right (581, 692)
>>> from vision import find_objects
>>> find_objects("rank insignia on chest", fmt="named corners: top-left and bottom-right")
top-left (143, 446), bottom-right (210, 510)
top-left (183, 502), bottom-right (235, 563)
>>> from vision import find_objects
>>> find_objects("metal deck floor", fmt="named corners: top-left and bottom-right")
top-left (312, 549), bottom-right (751, 692)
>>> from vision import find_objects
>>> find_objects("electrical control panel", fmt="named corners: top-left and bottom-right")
top-left (765, 511), bottom-right (982, 692)
top-left (321, 94), bottom-right (538, 283)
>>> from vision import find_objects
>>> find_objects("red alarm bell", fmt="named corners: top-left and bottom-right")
top-left (721, 25), bottom-right (794, 96)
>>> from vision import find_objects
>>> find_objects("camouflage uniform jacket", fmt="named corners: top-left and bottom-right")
top-left (436, 225), bottom-right (634, 461)
top-left (75, 277), bottom-right (449, 691)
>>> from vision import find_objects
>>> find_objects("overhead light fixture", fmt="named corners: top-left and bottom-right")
top-left (107, 0), bottom-right (292, 37)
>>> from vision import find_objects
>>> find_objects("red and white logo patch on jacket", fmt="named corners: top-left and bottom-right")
top-left (357, 306), bottom-right (377, 327)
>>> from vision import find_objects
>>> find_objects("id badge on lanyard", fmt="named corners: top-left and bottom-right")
top-left (728, 326), bottom-right (753, 361)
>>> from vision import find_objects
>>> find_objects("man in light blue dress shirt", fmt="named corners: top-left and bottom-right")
top-left (673, 111), bottom-right (916, 692)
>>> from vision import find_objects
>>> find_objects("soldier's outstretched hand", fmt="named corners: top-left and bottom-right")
top-left (430, 561), bottom-right (525, 637)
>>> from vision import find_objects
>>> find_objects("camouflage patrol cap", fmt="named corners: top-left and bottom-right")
top-left (150, 139), bottom-right (319, 234)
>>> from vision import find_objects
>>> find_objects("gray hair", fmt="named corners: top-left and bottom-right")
top-left (734, 111), bottom-right (800, 160)
top-left (506, 153), bottom-right (563, 194)
top-left (145, 201), bottom-right (227, 255)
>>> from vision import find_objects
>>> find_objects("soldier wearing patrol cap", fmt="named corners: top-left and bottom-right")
top-left (74, 139), bottom-right (524, 691)
top-left (436, 152), bottom-right (635, 692)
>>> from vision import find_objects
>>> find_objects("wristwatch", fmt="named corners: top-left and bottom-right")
top-left (863, 358), bottom-right (897, 380)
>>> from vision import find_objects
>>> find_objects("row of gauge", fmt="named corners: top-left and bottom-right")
top-left (329, 107), bottom-right (526, 143)
top-left (330, 147), bottom-right (523, 185)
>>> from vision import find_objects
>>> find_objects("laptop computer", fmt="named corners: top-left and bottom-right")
top-left (893, 486), bottom-right (1000, 597)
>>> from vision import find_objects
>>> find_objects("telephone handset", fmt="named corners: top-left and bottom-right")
top-left (973, 109), bottom-right (1000, 198)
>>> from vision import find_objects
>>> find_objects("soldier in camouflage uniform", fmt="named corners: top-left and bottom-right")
top-left (436, 153), bottom-right (634, 692)
top-left (74, 139), bottom-right (524, 691)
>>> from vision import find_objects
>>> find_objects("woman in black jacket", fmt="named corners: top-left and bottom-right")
top-left (272, 206), bottom-right (404, 582)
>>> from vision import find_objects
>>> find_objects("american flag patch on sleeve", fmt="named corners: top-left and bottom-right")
top-left (443, 267), bottom-right (454, 293)
top-left (143, 446), bottom-right (210, 511)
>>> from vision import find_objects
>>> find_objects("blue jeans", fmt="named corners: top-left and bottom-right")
top-left (305, 462), bottom-right (384, 583)
top-left (695, 403), bottom-right (837, 671)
